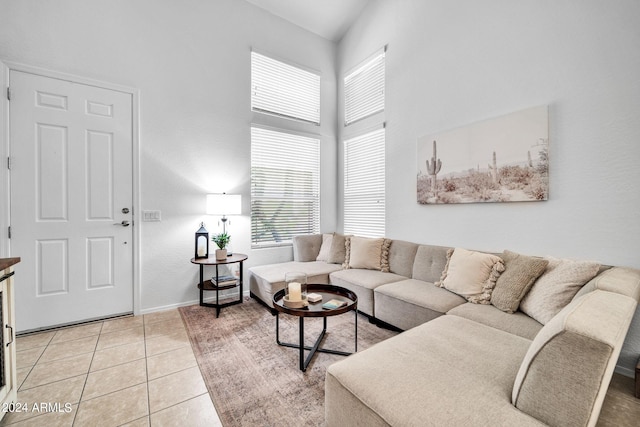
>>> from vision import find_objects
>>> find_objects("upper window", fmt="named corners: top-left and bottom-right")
top-left (251, 127), bottom-right (320, 247)
top-left (344, 48), bottom-right (386, 125)
top-left (251, 51), bottom-right (321, 125)
top-left (344, 128), bottom-right (386, 238)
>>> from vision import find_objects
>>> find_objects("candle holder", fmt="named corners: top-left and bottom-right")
top-left (283, 272), bottom-right (308, 308)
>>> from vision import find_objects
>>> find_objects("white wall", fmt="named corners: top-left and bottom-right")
top-left (338, 0), bottom-right (640, 375)
top-left (0, 0), bottom-right (337, 311)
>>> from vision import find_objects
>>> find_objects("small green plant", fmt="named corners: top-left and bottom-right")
top-left (212, 233), bottom-right (230, 249)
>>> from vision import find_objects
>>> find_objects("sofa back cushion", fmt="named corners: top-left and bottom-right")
top-left (411, 245), bottom-right (451, 283)
top-left (387, 240), bottom-right (419, 277)
top-left (512, 290), bottom-right (637, 427)
top-left (292, 234), bottom-right (322, 262)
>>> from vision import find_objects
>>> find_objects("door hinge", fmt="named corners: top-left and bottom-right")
top-left (7, 226), bottom-right (11, 239)
top-left (6, 87), bottom-right (10, 101)
top-left (6, 157), bottom-right (10, 170)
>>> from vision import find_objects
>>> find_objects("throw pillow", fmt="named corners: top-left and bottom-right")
top-left (519, 257), bottom-right (601, 324)
top-left (326, 233), bottom-right (350, 264)
top-left (316, 233), bottom-right (334, 262)
top-left (491, 250), bottom-right (549, 314)
top-left (344, 236), bottom-right (391, 272)
top-left (436, 248), bottom-right (504, 304)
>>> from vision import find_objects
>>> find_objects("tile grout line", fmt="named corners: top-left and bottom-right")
top-left (71, 319), bottom-right (104, 426)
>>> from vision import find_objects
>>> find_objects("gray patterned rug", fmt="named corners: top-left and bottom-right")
top-left (179, 297), bottom-right (397, 427)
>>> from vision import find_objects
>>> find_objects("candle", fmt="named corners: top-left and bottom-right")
top-left (197, 236), bottom-right (206, 257)
top-left (288, 282), bottom-right (301, 302)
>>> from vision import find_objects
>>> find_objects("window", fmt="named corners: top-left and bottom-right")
top-left (251, 127), bottom-right (320, 247)
top-left (251, 51), bottom-right (321, 125)
top-left (344, 128), bottom-right (385, 238)
top-left (344, 48), bottom-right (385, 125)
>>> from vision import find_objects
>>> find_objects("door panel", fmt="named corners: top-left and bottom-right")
top-left (10, 70), bottom-right (134, 332)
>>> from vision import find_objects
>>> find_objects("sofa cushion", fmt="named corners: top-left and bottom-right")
top-left (327, 233), bottom-right (350, 264)
top-left (437, 248), bottom-right (505, 304)
top-left (316, 233), bottom-right (333, 262)
top-left (411, 244), bottom-right (451, 283)
top-left (249, 261), bottom-right (343, 307)
top-left (447, 303), bottom-right (543, 340)
top-left (387, 240), bottom-right (419, 278)
top-left (513, 290), bottom-right (637, 427)
top-left (292, 234), bottom-right (322, 262)
top-left (491, 250), bottom-right (549, 314)
top-left (520, 256), bottom-right (601, 324)
top-left (374, 279), bottom-right (466, 330)
top-left (345, 236), bottom-right (391, 272)
top-left (326, 315), bottom-right (539, 427)
top-left (329, 269), bottom-right (405, 317)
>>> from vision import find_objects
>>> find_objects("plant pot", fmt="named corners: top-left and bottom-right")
top-left (215, 249), bottom-right (227, 260)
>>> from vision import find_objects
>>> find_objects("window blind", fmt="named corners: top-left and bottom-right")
top-left (251, 51), bottom-right (321, 125)
top-left (344, 48), bottom-right (385, 125)
top-left (251, 127), bottom-right (320, 246)
top-left (344, 128), bottom-right (385, 238)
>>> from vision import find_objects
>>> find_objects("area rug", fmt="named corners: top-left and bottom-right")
top-left (179, 297), bottom-right (397, 427)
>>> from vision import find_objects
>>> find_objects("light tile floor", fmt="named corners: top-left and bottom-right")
top-left (1, 309), bottom-right (222, 427)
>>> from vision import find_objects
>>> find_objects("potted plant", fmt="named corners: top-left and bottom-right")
top-left (212, 233), bottom-right (230, 260)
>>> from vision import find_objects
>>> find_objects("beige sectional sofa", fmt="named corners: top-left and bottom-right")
top-left (248, 234), bottom-right (640, 427)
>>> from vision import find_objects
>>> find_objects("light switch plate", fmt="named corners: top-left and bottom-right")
top-left (142, 210), bottom-right (161, 221)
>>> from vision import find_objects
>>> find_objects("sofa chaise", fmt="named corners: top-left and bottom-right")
top-left (248, 233), bottom-right (640, 427)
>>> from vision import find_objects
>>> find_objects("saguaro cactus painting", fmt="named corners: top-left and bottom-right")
top-left (417, 106), bottom-right (549, 204)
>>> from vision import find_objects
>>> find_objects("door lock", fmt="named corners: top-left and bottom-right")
top-left (122, 208), bottom-right (130, 214)
top-left (114, 220), bottom-right (130, 227)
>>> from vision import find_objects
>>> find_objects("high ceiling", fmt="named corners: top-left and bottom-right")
top-left (245, 0), bottom-right (370, 42)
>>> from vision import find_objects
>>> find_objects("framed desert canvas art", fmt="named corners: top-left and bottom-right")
top-left (417, 106), bottom-right (549, 204)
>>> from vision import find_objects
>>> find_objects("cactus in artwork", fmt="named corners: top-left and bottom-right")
top-left (488, 151), bottom-right (498, 184)
top-left (426, 140), bottom-right (442, 193)
top-left (527, 150), bottom-right (533, 168)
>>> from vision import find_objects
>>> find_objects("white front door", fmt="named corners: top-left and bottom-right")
top-left (9, 70), bottom-right (134, 332)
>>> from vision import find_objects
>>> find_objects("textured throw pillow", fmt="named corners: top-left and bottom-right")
top-left (344, 236), bottom-right (391, 272)
top-left (326, 233), bottom-right (350, 264)
top-left (316, 233), bottom-right (334, 262)
top-left (491, 251), bottom-right (549, 314)
top-left (436, 248), bottom-right (504, 304)
top-left (519, 257), bottom-right (601, 324)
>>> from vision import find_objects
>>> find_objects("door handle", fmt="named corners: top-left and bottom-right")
top-left (114, 221), bottom-right (130, 227)
top-left (5, 324), bottom-right (14, 347)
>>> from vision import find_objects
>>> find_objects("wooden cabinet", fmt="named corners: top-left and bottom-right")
top-left (0, 259), bottom-right (19, 420)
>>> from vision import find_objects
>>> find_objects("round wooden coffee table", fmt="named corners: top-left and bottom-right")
top-left (273, 284), bottom-right (358, 372)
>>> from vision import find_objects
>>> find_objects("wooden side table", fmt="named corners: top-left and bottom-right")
top-left (191, 253), bottom-right (248, 318)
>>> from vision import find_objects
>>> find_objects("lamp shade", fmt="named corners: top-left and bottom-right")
top-left (206, 193), bottom-right (242, 216)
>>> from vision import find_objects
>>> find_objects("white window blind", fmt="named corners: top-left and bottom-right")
top-left (251, 51), bottom-right (321, 125)
top-left (344, 128), bottom-right (385, 238)
top-left (344, 48), bottom-right (385, 125)
top-left (251, 127), bottom-right (320, 246)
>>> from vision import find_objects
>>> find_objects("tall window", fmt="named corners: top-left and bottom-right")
top-left (251, 51), bottom-right (321, 125)
top-left (344, 128), bottom-right (385, 238)
top-left (344, 48), bottom-right (385, 125)
top-left (343, 47), bottom-right (386, 237)
top-left (251, 127), bottom-right (320, 247)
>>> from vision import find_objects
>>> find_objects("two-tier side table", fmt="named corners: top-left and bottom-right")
top-left (190, 253), bottom-right (248, 317)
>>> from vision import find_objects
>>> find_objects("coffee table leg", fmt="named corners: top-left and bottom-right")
top-left (299, 317), bottom-right (305, 371)
top-left (354, 310), bottom-right (358, 353)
